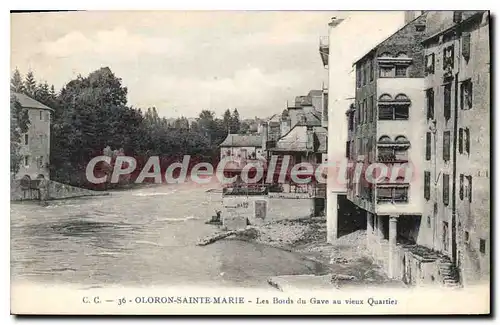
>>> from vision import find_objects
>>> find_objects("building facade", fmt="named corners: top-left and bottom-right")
top-left (13, 92), bottom-right (53, 180)
top-left (421, 11), bottom-right (490, 286)
top-left (219, 134), bottom-right (264, 162)
top-left (319, 12), bottom-right (409, 243)
top-left (348, 13), bottom-right (428, 279)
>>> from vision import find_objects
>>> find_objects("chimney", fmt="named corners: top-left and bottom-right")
top-left (261, 122), bottom-right (268, 151)
top-left (404, 11), bottom-right (423, 24)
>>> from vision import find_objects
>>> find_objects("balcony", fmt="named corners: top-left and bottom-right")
top-left (319, 36), bottom-right (329, 68)
top-left (376, 184), bottom-right (409, 204)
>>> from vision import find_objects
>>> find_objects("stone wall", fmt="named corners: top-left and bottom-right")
top-left (11, 179), bottom-right (108, 201)
top-left (221, 195), bottom-right (315, 230)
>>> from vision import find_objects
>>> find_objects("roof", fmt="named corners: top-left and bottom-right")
top-left (422, 11), bottom-right (486, 45)
top-left (12, 92), bottom-right (54, 111)
top-left (270, 126), bottom-right (327, 153)
top-left (219, 134), bottom-right (262, 148)
top-left (352, 12), bottom-right (427, 66)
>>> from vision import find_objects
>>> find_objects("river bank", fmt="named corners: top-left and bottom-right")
top-left (228, 216), bottom-right (404, 289)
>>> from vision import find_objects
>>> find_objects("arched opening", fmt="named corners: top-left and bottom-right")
top-left (36, 174), bottom-right (45, 180)
top-left (379, 52), bottom-right (392, 57)
top-left (394, 93), bottom-right (410, 102)
top-left (379, 93), bottom-right (393, 101)
top-left (396, 52), bottom-right (408, 58)
top-left (378, 135), bottom-right (392, 143)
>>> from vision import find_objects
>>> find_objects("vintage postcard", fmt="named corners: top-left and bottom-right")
top-left (10, 10), bottom-right (490, 315)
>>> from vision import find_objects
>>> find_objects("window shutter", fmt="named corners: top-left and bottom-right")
top-left (462, 32), bottom-right (471, 60)
top-left (443, 174), bottom-right (450, 205)
top-left (425, 132), bottom-right (431, 160)
top-left (424, 171), bottom-right (430, 200)
top-left (465, 128), bottom-right (470, 154)
top-left (459, 174), bottom-right (464, 200)
top-left (458, 128), bottom-right (463, 154)
top-left (468, 176), bottom-right (473, 203)
top-left (443, 131), bottom-right (451, 161)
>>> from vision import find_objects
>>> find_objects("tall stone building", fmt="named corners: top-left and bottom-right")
top-left (421, 11), bottom-right (490, 286)
top-left (12, 92), bottom-right (53, 180)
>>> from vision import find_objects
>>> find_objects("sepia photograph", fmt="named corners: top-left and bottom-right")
top-left (9, 9), bottom-right (491, 315)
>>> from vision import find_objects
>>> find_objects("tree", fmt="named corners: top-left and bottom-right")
top-left (24, 71), bottom-right (37, 96)
top-left (10, 68), bottom-right (24, 93)
top-left (230, 108), bottom-right (241, 134)
top-left (10, 94), bottom-right (30, 174)
top-left (223, 109), bottom-right (232, 133)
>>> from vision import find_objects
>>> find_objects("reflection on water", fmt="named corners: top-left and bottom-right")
top-left (11, 183), bottom-right (327, 288)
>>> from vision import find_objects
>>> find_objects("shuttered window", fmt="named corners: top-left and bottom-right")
top-left (424, 171), bottom-right (431, 200)
top-left (443, 173), bottom-right (450, 205)
top-left (462, 32), bottom-right (471, 60)
top-left (426, 132), bottom-right (431, 161)
top-left (443, 131), bottom-right (451, 162)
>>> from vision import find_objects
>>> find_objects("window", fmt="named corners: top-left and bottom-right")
top-left (424, 171), bottom-right (431, 200)
top-left (24, 155), bottom-right (29, 167)
top-left (461, 79), bottom-right (473, 110)
top-left (464, 231), bottom-right (470, 244)
top-left (479, 239), bottom-right (486, 254)
top-left (369, 60), bottom-right (374, 81)
top-left (346, 141), bottom-right (350, 158)
top-left (362, 64), bottom-right (366, 86)
top-left (464, 128), bottom-right (470, 154)
top-left (467, 175), bottom-right (473, 202)
top-left (38, 156), bottom-right (44, 168)
top-left (379, 66), bottom-right (393, 78)
top-left (356, 68), bottom-right (361, 88)
top-left (395, 66), bottom-right (407, 77)
top-left (459, 174), bottom-right (464, 200)
top-left (376, 186), bottom-right (409, 203)
top-left (367, 96), bottom-right (372, 123)
top-left (24, 134), bottom-right (28, 145)
top-left (378, 105), bottom-right (409, 120)
top-left (348, 113), bottom-right (354, 131)
top-left (444, 83), bottom-right (452, 120)
top-left (425, 132), bottom-right (431, 161)
top-left (371, 96), bottom-right (375, 122)
top-left (427, 216), bottom-right (431, 227)
top-left (363, 99), bottom-right (367, 123)
top-left (462, 32), bottom-right (471, 61)
top-left (443, 173), bottom-right (450, 205)
top-left (39, 111), bottom-right (43, 120)
top-left (443, 45), bottom-right (454, 70)
top-left (459, 128), bottom-right (464, 154)
top-left (443, 131), bottom-right (451, 162)
top-left (426, 88), bottom-right (434, 119)
top-left (425, 53), bottom-right (435, 74)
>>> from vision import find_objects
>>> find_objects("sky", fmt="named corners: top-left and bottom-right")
top-left (11, 11), bottom-right (405, 119)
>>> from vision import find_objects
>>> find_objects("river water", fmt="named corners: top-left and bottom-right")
top-left (11, 183), bottom-right (326, 289)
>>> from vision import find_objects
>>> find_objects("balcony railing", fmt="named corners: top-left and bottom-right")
top-left (376, 184), bottom-right (409, 204)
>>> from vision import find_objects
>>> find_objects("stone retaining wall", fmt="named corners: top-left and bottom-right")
top-left (11, 179), bottom-right (108, 201)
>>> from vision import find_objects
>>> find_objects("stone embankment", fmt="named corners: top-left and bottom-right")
top-left (11, 179), bottom-right (109, 201)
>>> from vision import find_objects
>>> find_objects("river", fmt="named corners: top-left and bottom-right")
top-left (11, 182), bottom-right (326, 289)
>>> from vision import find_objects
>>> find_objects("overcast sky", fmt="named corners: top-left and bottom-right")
top-left (11, 11), bottom-right (405, 119)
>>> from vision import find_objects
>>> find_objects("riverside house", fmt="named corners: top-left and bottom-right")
top-left (12, 92), bottom-right (53, 181)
